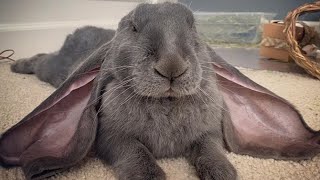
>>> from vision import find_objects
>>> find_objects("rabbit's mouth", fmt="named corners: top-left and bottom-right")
top-left (166, 88), bottom-right (174, 93)
top-left (156, 83), bottom-right (199, 98)
top-left (131, 60), bottom-right (201, 98)
top-left (163, 88), bottom-right (176, 97)
top-left (131, 71), bottom-right (201, 98)
top-left (132, 82), bottom-right (198, 98)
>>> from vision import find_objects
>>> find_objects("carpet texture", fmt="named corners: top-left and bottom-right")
top-left (0, 63), bottom-right (319, 180)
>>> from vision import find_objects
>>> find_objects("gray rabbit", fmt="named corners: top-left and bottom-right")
top-left (10, 3), bottom-right (237, 180)
top-left (94, 3), bottom-right (237, 180)
top-left (8, 2), bottom-right (320, 180)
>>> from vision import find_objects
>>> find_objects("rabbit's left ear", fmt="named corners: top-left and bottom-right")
top-left (0, 43), bottom-right (110, 179)
top-left (206, 46), bottom-right (320, 160)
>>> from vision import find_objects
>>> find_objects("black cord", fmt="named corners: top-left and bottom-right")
top-left (0, 49), bottom-right (15, 62)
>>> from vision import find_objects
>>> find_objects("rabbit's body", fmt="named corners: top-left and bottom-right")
top-left (11, 3), bottom-right (237, 180)
top-left (93, 3), bottom-right (237, 180)
top-left (4, 2), bottom-right (320, 180)
top-left (11, 26), bottom-right (115, 87)
top-left (96, 79), bottom-right (235, 180)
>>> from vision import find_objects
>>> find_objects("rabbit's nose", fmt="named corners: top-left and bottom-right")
top-left (154, 53), bottom-right (188, 81)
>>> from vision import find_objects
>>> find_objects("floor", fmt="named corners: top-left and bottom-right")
top-left (1, 62), bottom-right (319, 180)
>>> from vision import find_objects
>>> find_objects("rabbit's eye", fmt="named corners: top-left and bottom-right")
top-left (130, 22), bottom-right (138, 32)
top-left (194, 40), bottom-right (200, 49)
top-left (186, 16), bottom-right (195, 29)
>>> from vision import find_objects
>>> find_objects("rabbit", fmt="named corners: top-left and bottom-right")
top-left (93, 3), bottom-right (237, 180)
top-left (9, 2), bottom-right (237, 180)
top-left (11, 26), bottom-right (115, 87)
top-left (7, 2), bottom-right (319, 180)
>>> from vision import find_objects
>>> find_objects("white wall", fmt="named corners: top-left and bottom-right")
top-left (0, 0), bottom-right (139, 58)
top-left (0, 0), bottom-right (140, 31)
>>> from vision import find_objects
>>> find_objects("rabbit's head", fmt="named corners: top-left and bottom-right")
top-left (107, 2), bottom-right (214, 98)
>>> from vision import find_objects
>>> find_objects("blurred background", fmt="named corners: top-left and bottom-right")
top-left (0, 0), bottom-right (317, 59)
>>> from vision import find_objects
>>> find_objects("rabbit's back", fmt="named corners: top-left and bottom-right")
top-left (11, 26), bottom-right (115, 87)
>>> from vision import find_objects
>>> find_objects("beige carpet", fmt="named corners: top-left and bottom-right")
top-left (0, 63), bottom-right (319, 180)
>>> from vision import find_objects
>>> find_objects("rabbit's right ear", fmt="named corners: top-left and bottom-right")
top-left (206, 46), bottom-right (320, 160)
top-left (0, 43), bottom-right (110, 179)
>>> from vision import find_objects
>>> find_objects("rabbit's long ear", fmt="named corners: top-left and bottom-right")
top-left (0, 43), bottom-right (111, 179)
top-left (206, 46), bottom-right (320, 160)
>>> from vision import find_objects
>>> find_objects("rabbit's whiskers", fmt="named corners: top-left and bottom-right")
top-left (84, 73), bottom-right (135, 108)
top-left (93, 77), bottom-right (136, 118)
top-left (74, 65), bottom-right (134, 77)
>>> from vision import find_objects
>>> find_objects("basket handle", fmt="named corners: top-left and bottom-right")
top-left (284, 1), bottom-right (320, 79)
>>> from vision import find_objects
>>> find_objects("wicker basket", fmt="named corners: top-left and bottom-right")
top-left (284, 1), bottom-right (320, 79)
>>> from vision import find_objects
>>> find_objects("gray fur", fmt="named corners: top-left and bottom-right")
top-left (11, 26), bottom-right (115, 87)
top-left (96, 3), bottom-right (236, 180)
top-left (12, 2), bottom-right (237, 180)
